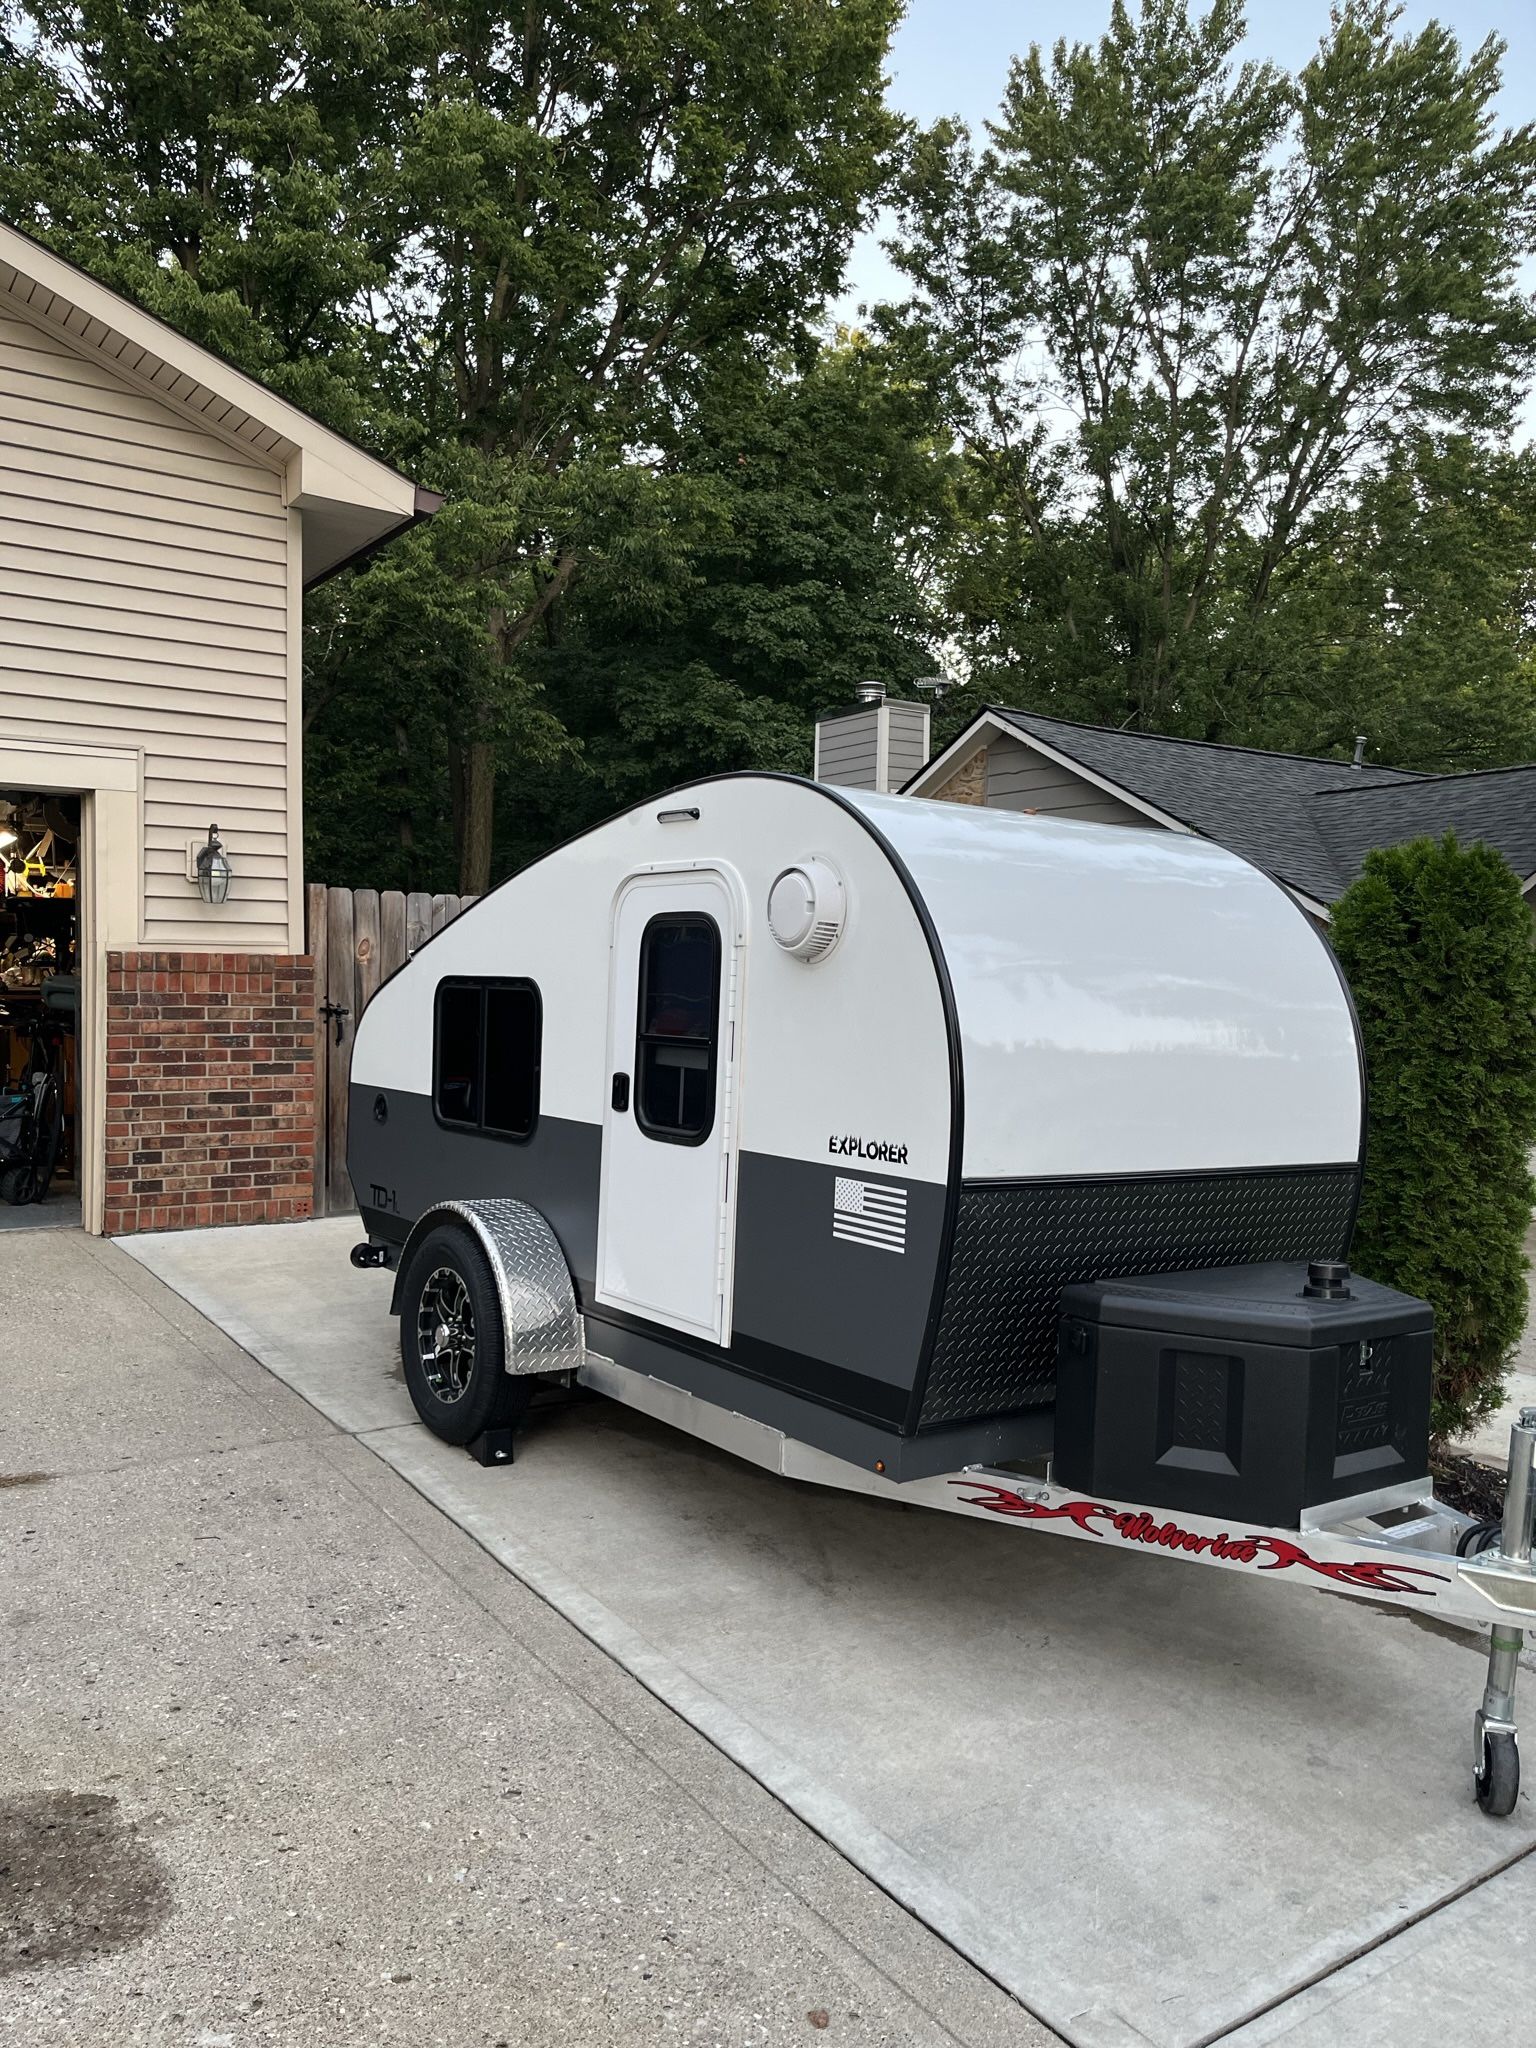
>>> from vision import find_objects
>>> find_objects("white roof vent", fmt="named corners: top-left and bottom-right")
top-left (767, 859), bottom-right (846, 963)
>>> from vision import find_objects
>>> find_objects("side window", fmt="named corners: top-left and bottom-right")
top-left (484, 982), bottom-right (541, 1137)
top-left (435, 981), bottom-right (482, 1126)
top-left (635, 914), bottom-right (721, 1145)
top-left (434, 978), bottom-right (541, 1141)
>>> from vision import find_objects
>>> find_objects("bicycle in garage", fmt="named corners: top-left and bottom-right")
top-left (0, 992), bottom-right (71, 1206)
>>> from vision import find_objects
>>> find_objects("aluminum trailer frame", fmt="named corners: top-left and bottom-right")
top-left (581, 1350), bottom-right (1536, 1818)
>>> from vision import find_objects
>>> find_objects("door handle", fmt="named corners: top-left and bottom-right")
top-left (611, 1072), bottom-right (630, 1113)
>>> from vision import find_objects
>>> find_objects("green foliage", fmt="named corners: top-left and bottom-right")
top-left (0, 0), bottom-right (415, 435)
top-left (5, 0), bottom-right (1536, 886)
top-left (1254, 438), bottom-right (1536, 773)
top-left (297, 334), bottom-right (945, 886)
top-left (882, 0), bottom-right (1536, 747)
top-left (348, 0), bottom-right (905, 887)
top-left (1331, 836), bottom-right (1536, 1441)
top-left (3, 0), bottom-right (909, 889)
top-left (495, 336), bottom-right (945, 862)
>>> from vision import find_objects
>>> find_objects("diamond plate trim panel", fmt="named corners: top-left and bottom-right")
top-left (1167, 1351), bottom-right (1238, 1457)
top-left (408, 1198), bottom-right (583, 1378)
top-left (918, 1169), bottom-right (1358, 1429)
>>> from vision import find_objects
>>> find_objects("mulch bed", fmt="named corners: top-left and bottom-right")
top-left (1431, 1449), bottom-right (1507, 1524)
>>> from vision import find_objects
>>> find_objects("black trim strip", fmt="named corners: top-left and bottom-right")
top-left (584, 1306), bottom-right (909, 1428)
top-left (961, 1161), bottom-right (1362, 1189)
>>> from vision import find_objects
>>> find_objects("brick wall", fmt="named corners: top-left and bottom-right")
top-left (104, 952), bottom-right (316, 1234)
top-left (931, 745), bottom-right (988, 805)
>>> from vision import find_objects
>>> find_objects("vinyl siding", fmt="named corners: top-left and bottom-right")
top-left (0, 307), bottom-right (294, 948)
top-left (816, 709), bottom-right (880, 790)
top-left (985, 735), bottom-right (1149, 827)
top-left (885, 701), bottom-right (931, 790)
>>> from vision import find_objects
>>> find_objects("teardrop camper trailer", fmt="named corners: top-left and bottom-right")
top-left (348, 774), bottom-right (1536, 1817)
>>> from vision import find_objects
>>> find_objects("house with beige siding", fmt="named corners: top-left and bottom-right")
top-left (0, 218), bottom-right (428, 1235)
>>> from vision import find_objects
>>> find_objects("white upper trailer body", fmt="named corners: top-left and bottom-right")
top-left (349, 774), bottom-right (1364, 1478)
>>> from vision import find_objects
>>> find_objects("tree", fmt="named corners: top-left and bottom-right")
top-left (2, 0), bottom-right (903, 889)
top-left (296, 330), bottom-right (947, 889)
top-left (883, 0), bottom-right (1536, 747)
top-left (1331, 835), bottom-right (1536, 1442)
top-left (0, 0), bottom-right (414, 436)
top-left (490, 334), bottom-right (948, 871)
top-left (1247, 437), bottom-right (1536, 772)
top-left (364, 0), bottom-right (902, 887)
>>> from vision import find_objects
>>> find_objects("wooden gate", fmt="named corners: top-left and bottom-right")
top-left (306, 884), bottom-right (477, 1216)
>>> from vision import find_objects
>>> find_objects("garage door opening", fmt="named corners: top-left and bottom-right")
top-left (0, 790), bottom-right (82, 1231)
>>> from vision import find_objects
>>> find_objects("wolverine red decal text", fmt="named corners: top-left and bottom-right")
top-left (948, 1484), bottom-right (1448, 1597)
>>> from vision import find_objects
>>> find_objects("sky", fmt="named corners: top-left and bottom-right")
top-left (837, 0), bottom-right (1536, 311)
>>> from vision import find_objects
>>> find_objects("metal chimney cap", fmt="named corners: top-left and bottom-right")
top-left (854, 680), bottom-right (886, 706)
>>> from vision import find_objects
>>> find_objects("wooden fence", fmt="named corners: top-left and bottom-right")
top-left (305, 885), bottom-right (477, 1216)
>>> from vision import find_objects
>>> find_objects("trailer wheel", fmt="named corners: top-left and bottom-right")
top-left (1475, 1726), bottom-right (1519, 1818)
top-left (399, 1225), bottom-right (533, 1447)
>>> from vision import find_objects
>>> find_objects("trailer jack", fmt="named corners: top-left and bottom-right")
top-left (1470, 1408), bottom-right (1536, 1816)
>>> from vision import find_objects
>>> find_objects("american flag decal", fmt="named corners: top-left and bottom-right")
top-left (833, 1176), bottom-right (907, 1254)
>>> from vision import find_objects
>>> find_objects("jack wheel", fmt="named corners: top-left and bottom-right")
top-left (1475, 1724), bottom-right (1520, 1818)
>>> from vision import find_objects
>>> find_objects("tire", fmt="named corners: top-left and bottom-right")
top-left (1475, 1725), bottom-right (1520, 1818)
top-left (0, 1162), bottom-right (35, 1205)
top-left (398, 1225), bottom-right (533, 1447)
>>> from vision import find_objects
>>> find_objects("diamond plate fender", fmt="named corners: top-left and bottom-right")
top-left (390, 1199), bottom-right (583, 1379)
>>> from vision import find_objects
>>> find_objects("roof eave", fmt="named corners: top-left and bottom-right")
top-left (905, 704), bottom-right (1200, 837)
top-left (0, 215), bottom-right (424, 561)
top-left (303, 485), bottom-right (443, 590)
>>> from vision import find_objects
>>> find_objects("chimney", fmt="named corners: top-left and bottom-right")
top-left (813, 683), bottom-right (932, 795)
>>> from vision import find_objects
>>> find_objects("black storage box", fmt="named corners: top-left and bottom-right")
top-left (1053, 1261), bottom-right (1432, 1529)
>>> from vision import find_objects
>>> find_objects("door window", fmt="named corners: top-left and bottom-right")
top-left (634, 915), bottom-right (720, 1144)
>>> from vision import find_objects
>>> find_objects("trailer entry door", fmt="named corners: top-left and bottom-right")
top-left (596, 870), bottom-right (738, 1344)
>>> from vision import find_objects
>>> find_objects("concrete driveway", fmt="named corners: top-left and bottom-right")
top-left (115, 1216), bottom-right (1536, 2048)
top-left (1, 1230), bottom-right (1046, 2048)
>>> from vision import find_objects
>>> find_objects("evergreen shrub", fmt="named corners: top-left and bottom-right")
top-left (1331, 834), bottom-right (1536, 1442)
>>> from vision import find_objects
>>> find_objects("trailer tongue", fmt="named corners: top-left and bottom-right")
top-left (578, 1325), bottom-right (1536, 1821)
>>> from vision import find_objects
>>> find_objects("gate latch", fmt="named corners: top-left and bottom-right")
top-left (319, 1000), bottom-right (351, 1046)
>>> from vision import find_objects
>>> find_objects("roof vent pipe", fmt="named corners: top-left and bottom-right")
top-left (1352, 735), bottom-right (1368, 768)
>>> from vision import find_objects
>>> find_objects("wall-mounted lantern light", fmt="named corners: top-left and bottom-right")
top-left (195, 822), bottom-right (232, 905)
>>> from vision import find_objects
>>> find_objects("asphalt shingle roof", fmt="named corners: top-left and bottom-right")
top-left (986, 708), bottom-right (1536, 904)
top-left (1309, 768), bottom-right (1536, 893)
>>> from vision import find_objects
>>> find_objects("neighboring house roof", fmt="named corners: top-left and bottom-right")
top-left (1310, 766), bottom-right (1536, 892)
top-left (0, 217), bottom-right (435, 581)
top-left (907, 706), bottom-right (1536, 910)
